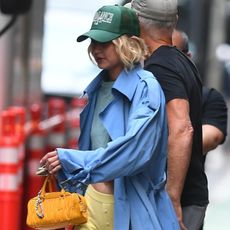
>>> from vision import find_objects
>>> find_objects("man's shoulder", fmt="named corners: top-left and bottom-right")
top-left (146, 45), bottom-right (194, 67)
top-left (145, 45), bottom-right (201, 84)
top-left (145, 45), bottom-right (189, 71)
top-left (203, 86), bottom-right (226, 104)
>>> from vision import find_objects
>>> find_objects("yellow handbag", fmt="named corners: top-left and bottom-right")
top-left (26, 175), bottom-right (88, 229)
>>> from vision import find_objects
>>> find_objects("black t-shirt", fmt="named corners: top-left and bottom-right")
top-left (202, 86), bottom-right (228, 142)
top-left (145, 46), bottom-right (209, 207)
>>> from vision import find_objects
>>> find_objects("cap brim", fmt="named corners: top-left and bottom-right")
top-left (77, 30), bottom-right (121, 43)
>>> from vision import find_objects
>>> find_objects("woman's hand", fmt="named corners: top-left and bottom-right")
top-left (40, 150), bottom-right (62, 174)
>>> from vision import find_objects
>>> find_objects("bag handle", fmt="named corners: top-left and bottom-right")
top-left (39, 175), bottom-right (60, 197)
top-left (35, 175), bottom-right (57, 219)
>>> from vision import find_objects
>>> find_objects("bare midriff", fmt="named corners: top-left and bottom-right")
top-left (92, 181), bottom-right (114, 194)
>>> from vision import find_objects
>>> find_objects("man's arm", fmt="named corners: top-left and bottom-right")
top-left (166, 98), bottom-right (193, 230)
top-left (202, 87), bottom-right (228, 155)
top-left (202, 124), bottom-right (225, 155)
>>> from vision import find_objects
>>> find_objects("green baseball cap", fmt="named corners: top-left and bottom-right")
top-left (77, 5), bottom-right (140, 43)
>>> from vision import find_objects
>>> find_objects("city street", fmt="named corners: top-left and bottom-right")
top-left (204, 143), bottom-right (230, 229)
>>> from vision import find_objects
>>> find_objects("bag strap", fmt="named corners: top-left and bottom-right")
top-left (35, 175), bottom-right (57, 219)
top-left (40, 176), bottom-right (49, 194)
top-left (35, 189), bottom-right (44, 219)
top-left (40, 175), bottom-right (56, 195)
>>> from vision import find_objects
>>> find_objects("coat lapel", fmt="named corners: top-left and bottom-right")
top-left (100, 97), bottom-right (130, 141)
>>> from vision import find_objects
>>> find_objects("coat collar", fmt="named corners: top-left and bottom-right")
top-left (84, 65), bottom-right (142, 101)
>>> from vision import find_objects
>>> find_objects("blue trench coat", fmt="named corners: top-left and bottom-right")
top-left (56, 66), bottom-right (179, 230)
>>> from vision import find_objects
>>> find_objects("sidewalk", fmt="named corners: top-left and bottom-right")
top-left (204, 145), bottom-right (230, 230)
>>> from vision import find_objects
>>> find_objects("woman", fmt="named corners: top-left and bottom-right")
top-left (40, 5), bottom-right (179, 230)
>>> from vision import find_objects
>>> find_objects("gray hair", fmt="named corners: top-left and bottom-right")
top-left (138, 15), bottom-right (177, 39)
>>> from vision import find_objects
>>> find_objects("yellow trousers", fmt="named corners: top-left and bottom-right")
top-left (76, 185), bottom-right (114, 230)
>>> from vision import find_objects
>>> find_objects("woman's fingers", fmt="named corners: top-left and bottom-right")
top-left (39, 150), bottom-right (62, 174)
top-left (49, 164), bottom-right (62, 174)
top-left (47, 155), bottom-right (61, 173)
top-left (40, 150), bottom-right (57, 165)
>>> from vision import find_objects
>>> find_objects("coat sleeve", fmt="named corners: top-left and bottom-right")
top-left (57, 78), bottom-right (167, 190)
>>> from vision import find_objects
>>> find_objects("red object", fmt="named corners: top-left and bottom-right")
top-left (23, 104), bottom-right (46, 230)
top-left (0, 110), bottom-right (20, 230)
top-left (67, 97), bottom-right (87, 149)
top-left (67, 117), bottom-right (80, 149)
top-left (65, 226), bottom-right (74, 230)
top-left (8, 107), bottom-right (26, 193)
top-left (8, 106), bottom-right (26, 230)
top-left (71, 97), bottom-right (88, 118)
top-left (46, 98), bottom-right (67, 152)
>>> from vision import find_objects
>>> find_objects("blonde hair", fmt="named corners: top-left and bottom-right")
top-left (88, 35), bottom-right (149, 71)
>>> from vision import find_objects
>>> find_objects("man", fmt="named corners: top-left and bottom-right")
top-left (202, 87), bottom-right (228, 155)
top-left (131, 0), bottom-right (208, 229)
top-left (173, 29), bottom-right (228, 229)
top-left (172, 29), bottom-right (228, 156)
